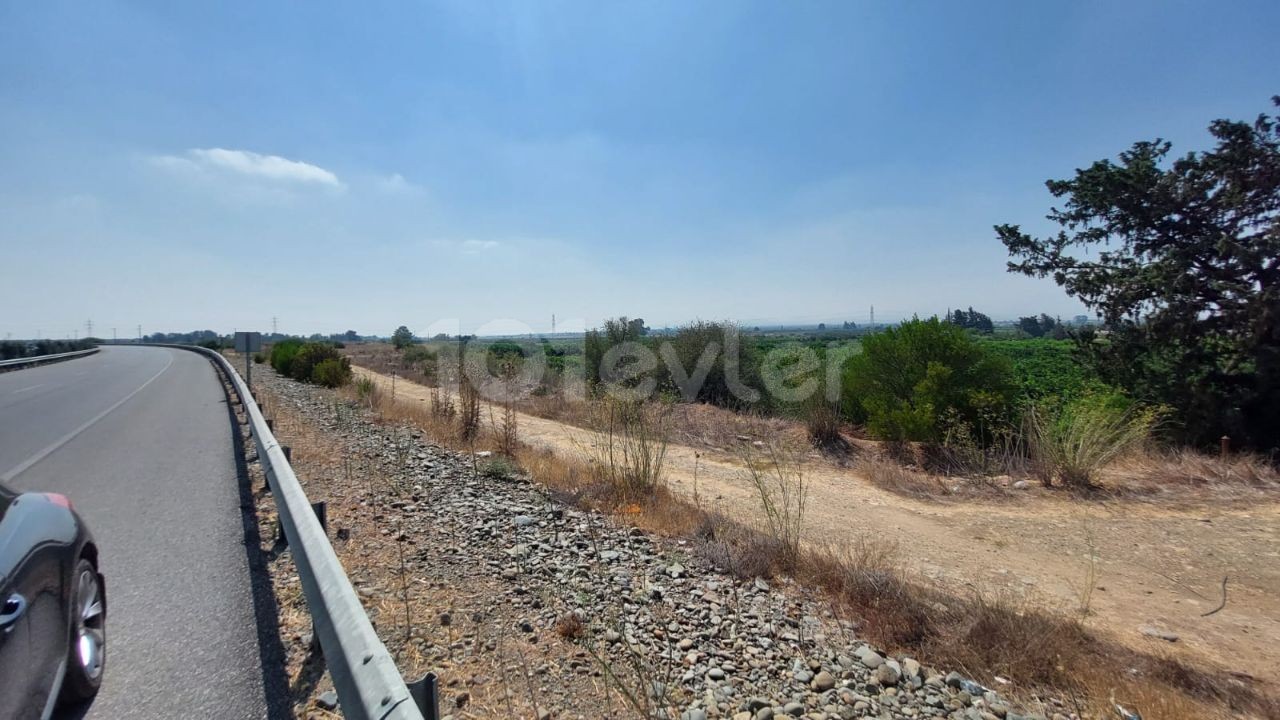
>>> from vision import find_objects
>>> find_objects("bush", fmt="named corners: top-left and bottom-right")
top-left (288, 342), bottom-right (341, 384)
top-left (480, 456), bottom-right (518, 481)
top-left (804, 394), bottom-right (843, 449)
top-left (660, 320), bottom-right (763, 408)
top-left (1026, 391), bottom-right (1158, 488)
top-left (271, 340), bottom-right (350, 387)
top-left (842, 318), bottom-right (1014, 443)
top-left (354, 376), bottom-right (378, 403)
top-left (252, 351), bottom-right (266, 364)
top-left (311, 357), bottom-right (352, 388)
top-left (269, 339), bottom-right (304, 376)
top-left (584, 316), bottom-right (649, 387)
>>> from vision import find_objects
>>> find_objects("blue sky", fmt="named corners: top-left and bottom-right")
top-left (2, 1), bottom-right (1276, 338)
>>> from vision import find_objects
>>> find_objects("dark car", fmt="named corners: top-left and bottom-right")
top-left (0, 483), bottom-right (105, 719)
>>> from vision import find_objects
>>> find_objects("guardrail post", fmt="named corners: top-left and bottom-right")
top-left (277, 502), bottom-right (327, 546)
top-left (407, 673), bottom-right (440, 720)
top-left (312, 501), bottom-right (327, 533)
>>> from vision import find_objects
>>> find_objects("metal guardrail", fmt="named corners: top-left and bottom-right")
top-left (0, 347), bottom-right (99, 370)
top-left (181, 346), bottom-right (434, 720)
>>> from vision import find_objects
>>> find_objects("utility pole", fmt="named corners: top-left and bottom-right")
top-left (112, 328), bottom-right (117, 343)
top-left (551, 314), bottom-right (556, 335)
top-left (272, 316), bottom-right (278, 336)
top-left (86, 319), bottom-right (93, 338)
top-left (137, 325), bottom-right (142, 343)
top-left (870, 305), bottom-right (875, 327)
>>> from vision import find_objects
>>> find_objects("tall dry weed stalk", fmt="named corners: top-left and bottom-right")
top-left (740, 440), bottom-right (808, 567)
top-left (458, 372), bottom-right (482, 442)
top-left (580, 397), bottom-right (670, 500)
top-left (497, 359), bottom-right (519, 455)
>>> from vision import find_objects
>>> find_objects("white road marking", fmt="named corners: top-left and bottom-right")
top-left (0, 353), bottom-right (175, 482)
top-left (12, 384), bottom-right (44, 394)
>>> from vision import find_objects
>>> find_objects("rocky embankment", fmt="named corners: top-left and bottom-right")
top-left (253, 365), bottom-right (1077, 720)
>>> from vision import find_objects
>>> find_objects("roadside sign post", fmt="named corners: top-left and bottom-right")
top-left (234, 331), bottom-right (263, 386)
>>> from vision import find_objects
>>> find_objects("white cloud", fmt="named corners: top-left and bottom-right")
top-left (152, 148), bottom-right (342, 188)
top-left (461, 239), bottom-right (500, 253)
top-left (376, 172), bottom-right (424, 194)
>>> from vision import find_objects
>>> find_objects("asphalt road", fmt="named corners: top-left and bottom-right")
top-left (0, 346), bottom-right (282, 719)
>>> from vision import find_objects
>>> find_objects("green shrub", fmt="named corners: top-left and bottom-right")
top-left (480, 456), bottom-right (518, 481)
top-left (271, 340), bottom-right (349, 387)
top-left (584, 316), bottom-right (649, 387)
top-left (287, 342), bottom-right (342, 384)
top-left (252, 351), bottom-right (266, 364)
top-left (269, 339), bottom-right (304, 376)
top-left (661, 320), bottom-right (764, 409)
top-left (842, 318), bottom-right (1014, 443)
top-left (1025, 390), bottom-right (1159, 488)
top-left (311, 357), bottom-right (352, 387)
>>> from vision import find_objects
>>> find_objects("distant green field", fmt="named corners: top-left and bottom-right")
top-left (979, 337), bottom-right (1096, 401)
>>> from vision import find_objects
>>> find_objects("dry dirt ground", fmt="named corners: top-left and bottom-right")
top-left (352, 364), bottom-right (1280, 697)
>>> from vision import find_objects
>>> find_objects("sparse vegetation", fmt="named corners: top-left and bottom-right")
top-left (311, 358), bottom-right (1277, 718)
top-left (580, 397), bottom-right (670, 501)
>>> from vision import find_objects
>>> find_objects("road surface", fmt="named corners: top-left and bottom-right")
top-left (0, 346), bottom-right (283, 719)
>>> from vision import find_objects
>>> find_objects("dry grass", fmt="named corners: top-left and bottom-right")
top-left (858, 455), bottom-right (957, 498)
top-left (860, 441), bottom-right (1278, 508)
top-left (690, 511), bottom-right (789, 580)
top-left (796, 538), bottom-right (1275, 719)
top-left (1106, 447), bottom-right (1280, 504)
top-left (553, 612), bottom-right (586, 640)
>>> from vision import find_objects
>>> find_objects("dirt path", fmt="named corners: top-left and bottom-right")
top-left (354, 365), bottom-right (1280, 689)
